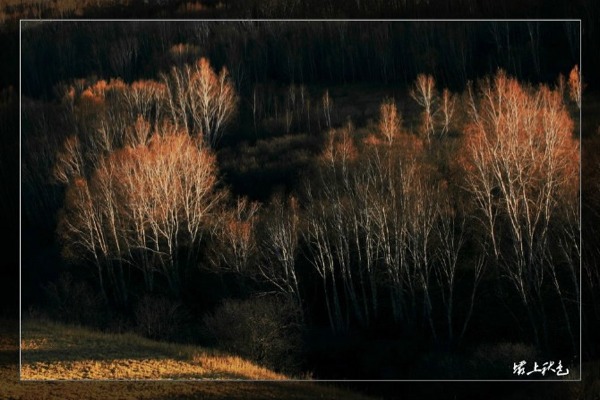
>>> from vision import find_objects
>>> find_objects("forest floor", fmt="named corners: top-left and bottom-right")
top-left (2, 319), bottom-right (376, 399)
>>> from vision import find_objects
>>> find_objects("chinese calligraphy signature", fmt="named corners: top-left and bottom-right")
top-left (513, 360), bottom-right (569, 377)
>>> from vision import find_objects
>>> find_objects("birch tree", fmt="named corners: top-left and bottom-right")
top-left (259, 196), bottom-right (303, 309)
top-left (462, 70), bottom-right (579, 347)
top-left (411, 74), bottom-right (437, 142)
top-left (378, 98), bottom-right (402, 145)
top-left (57, 129), bottom-right (222, 300)
top-left (162, 57), bottom-right (238, 147)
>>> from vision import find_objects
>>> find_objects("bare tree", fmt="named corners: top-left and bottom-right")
top-left (211, 197), bottom-right (261, 275)
top-left (568, 64), bottom-right (582, 109)
top-left (378, 98), bottom-right (402, 145)
top-left (463, 70), bottom-right (579, 347)
top-left (439, 88), bottom-right (456, 136)
top-left (124, 115), bottom-right (152, 149)
top-left (410, 74), bottom-right (437, 142)
top-left (403, 159), bottom-right (439, 340)
top-left (304, 183), bottom-right (345, 332)
top-left (162, 57), bottom-right (238, 146)
top-left (108, 36), bottom-right (139, 79)
top-left (190, 58), bottom-right (238, 146)
top-left (120, 79), bottom-right (167, 132)
top-left (322, 90), bottom-right (333, 130)
top-left (53, 135), bottom-right (84, 184)
top-left (259, 195), bottom-right (303, 309)
top-left (527, 22), bottom-right (541, 78)
top-left (162, 64), bottom-right (191, 135)
top-left (433, 193), bottom-right (487, 345)
top-left (58, 177), bottom-right (109, 302)
top-left (57, 129), bottom-right (223, 300)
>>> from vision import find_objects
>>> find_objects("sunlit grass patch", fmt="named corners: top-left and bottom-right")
top-left (192, 353), bottom-right (287, 380)
top-left (4, 317), bottom-right (377, 398)
top-left (20, 319), bottom-right (287, 380)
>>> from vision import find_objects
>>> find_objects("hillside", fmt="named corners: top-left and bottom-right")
top-left (0, 319), bottom-right (377, 399)
top-left (20, 319), bottom-right (294, 380)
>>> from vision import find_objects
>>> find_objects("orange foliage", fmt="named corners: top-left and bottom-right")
top-left (568, 64), bottom-right (582, 108)
top-left (321, 123), bottom-right (358, 166)
top-left (58, 126), bottom-right (222, 297)
top-left (124, 115), bottom-right (152, 148)
top-left (463, 71), bottom-right (577, 189)
top-left (79, 87), bottom-right (103, 107)
top-left (129, 79), bottom-right (167, 101)
top-left (363, 134), bottom-right (383, 147)
top-left (461, 69), bottom-right (579, 262)
top-left (378, 98), bottom-right (402, 145)
top-left (169, 43), bottom-right (200, 58)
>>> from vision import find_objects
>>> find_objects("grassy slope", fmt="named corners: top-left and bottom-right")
top-left (1, 319), bottom-right (376, 399)
top-left (20, 319), bottom-right (288, 380)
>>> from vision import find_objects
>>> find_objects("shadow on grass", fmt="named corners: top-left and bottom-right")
top-left (21, 319), bottom-right (195, 365)
top-left (21, 348), bottom-right (181, 364)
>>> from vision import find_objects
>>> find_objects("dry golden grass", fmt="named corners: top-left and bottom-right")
top-left (0, 319), bottom-right (377, 399)
top-left (21, 356), bottom-right (286, 380)
top-left (20, 319), bottom-right (287, 380)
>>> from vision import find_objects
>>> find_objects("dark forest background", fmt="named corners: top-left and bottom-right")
top-left (0, 0), bottom-right (599, 398)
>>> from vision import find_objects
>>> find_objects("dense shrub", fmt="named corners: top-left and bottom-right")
top-left (203, 296), bottom-right (304, 374)
top-left (134, 295), bottom-right (186, 342)
top-left (43, 273), bottom-right (107, 328)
